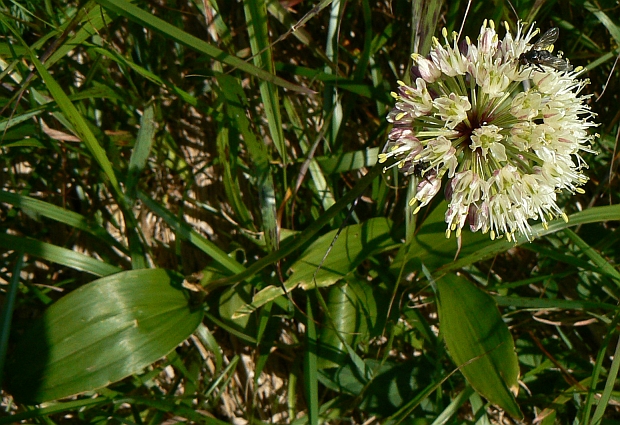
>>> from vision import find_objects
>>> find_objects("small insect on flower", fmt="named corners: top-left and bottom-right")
top-left (411, 161), bottom-right (430, 178)
top-left (519, 27), bottom-right (573, 72)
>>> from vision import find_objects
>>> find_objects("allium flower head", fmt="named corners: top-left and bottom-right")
top-left (380, 20), bottom-right (598, 241)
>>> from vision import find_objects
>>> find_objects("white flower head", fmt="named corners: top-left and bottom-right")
top-left (381, 21), bottom-right (598, 241)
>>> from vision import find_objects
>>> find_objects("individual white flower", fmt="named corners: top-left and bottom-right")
top-left (470, 125), bottom-right (507, 162)
top-left (430, 28), bottom-right (469, 76)
top-left (433, 93), bottom-right (472, 129)
top-left (412, 53), bottom-right (442, 82)
top-left (411, 172), bottom-right (442, 213)
top-left (510, 91), bottom-right (542, 120)
top-left (381, 20), bottom-right (598, 241)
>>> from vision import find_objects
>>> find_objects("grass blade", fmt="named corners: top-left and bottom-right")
top-left (0, 233), bottom-right (121, 277)
top-left (244, 0), bottom-right (286, 162)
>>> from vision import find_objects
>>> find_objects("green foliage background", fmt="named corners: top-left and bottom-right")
top-left (1, 0), bottom-right (620, 423)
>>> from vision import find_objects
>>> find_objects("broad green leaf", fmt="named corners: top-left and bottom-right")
top-left (436, 273), bottom-right (522, 419)
top-left (317, 358), bottom-right (435, 416)
top-left (317, 281), bottom-right (366, 369)
top-left (292, 217), bottom-right (399, 290)
top-left (5, 269), bottom-right (204, 404)
top-left (234, 217), bottom-right (399, 317)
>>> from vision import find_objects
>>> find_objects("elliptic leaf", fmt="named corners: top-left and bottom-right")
top-left (290, 217), bottom-right (399, 290)
top-left (233, 218), bottom-right (399, 317)
top-left (6, 269), bottom-right (204, 404)
top-left (317, 281), bottom-right (365, 369)
top-left (436, 273), bottom-right (523, 419)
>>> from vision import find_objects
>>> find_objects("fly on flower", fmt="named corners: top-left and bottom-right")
top-left (411, 161), bottom-right (431, 178)
top-left (519, 27), bottom-right (573, 72)
top-left (381, 21), bottom-right (598, 242)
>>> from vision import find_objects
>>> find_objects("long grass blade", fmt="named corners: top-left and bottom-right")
top-left (0, 233), bottom-right (121, 277)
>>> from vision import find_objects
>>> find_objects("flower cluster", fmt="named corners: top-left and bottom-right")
top-left (381, 20), bottom-right (598, 241)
